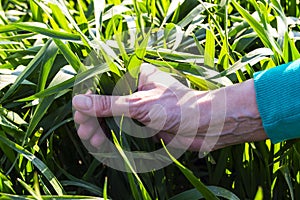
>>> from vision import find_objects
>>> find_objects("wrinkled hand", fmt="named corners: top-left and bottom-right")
top-left (73, 64), bottom-right (206, 150)
top-left (73, 64), bottom-right (268, 152)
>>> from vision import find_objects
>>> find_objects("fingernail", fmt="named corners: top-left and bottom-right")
top-left (73, 95), bottom-right (92, 110)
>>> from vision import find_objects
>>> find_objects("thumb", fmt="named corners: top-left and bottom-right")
top-left (72, 94), bottom-right (131, 117)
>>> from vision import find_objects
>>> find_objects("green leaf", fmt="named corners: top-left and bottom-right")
top-left (186, 74), bottom-right (219, 90)
top-left (169, 187), bottom-right (239, 200)
top-left (37, 41), bottom-right (58, 91)
top-left (29, 0), bottom-right (42, 22)
top-left (0, 140), bottom-right (17, 172)
top-left (0, 21), bottom-right (75, 40)
top-left (97, 42), bottom-right (121, 77)
top-left (0, 40), bottom-right (51, 103)
top-left (283, 32), bottom-right (300, 63)
top-left (103, 177), bottom-right (108, 200)
top-left (0, 24), bottom-right (18, 33)
top-left (60, 180), bottom-right (103, 197)
top-left (76, 0), bottom-right (88, 27)
top-left (162, 141), bottom-right (219, 200)
top-left (0, 193), bottom-right (33, 200)
top-left (102, 5), bottom-right (131, 21)
top-left (53, 39), bottom-right (83, 72)
top-left (204, 28), bottom-right (215, 68)
top-left (280, 166), bottom-right (295, 200)
top-left (144, 58), bottom-right (205, 75)
top-left (24, 95), bottom-right (55, 145)
top-left (132, 0), bottom-right (145, 32)
top-left (112, 18), bottom-right (129, 64)
top-left (0, 133), bottom-right (65, 195)
top-left (49, 3), bottom-right (71, 32)
top-left (177, 3), bottom-right (215, 28)
top-left (0, 107), bottom-right (27, 125)
top-left (54, 160), bottom-right (103, 196)
top-left (17, 178), bottom-right (42, 200)
top-left (0, 74), bottom-right (34, 90)
top-left (128, 30), bottom-right (151, 79)
top-left (161, 0), bottom-right (185, 26)
top-left (0, 193), bottom-right (104, 200)
top-left (0, 114), bottom-right (25, 138)
top-left (270, 0), bottom-right (288, 47)
top-left (231, 0), bottom-right (282, 59)
top-left (213, 48), bottom-right (274, 78)
top-left (111, 129), bottom-right (152, 200)
top-left (0, 41), bottom-right (20, 45)
top-left (13, 22), bottom-right (81, 41)
top-left (231, 32), bottom-right (257, 51)
top-left (146, 48), bottom-right (205, 63)
top-left (94, 0), bottom-right (105, 39)
top-left (218, 38), bottom-right (230, 70)
top-left (17, 63), bottom-right (109, 101)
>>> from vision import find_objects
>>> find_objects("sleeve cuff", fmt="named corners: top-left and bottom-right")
top-left (253, 59), bottom-right (300, 143)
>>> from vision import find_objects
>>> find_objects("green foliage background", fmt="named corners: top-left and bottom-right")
top-left (0, 0), bottom-right (300, 199)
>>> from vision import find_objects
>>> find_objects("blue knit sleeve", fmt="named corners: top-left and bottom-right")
top-left (253, 59), bottom-right (300, 143)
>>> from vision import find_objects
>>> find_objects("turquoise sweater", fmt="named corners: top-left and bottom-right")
top-left (254, 59), bottom-right (300, 143)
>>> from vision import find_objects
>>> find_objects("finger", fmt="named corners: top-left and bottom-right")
top-left (139, 63), bottom-right (180, 88)
top-left (90, 126), bottom-right (107, 148)
top-left (74, 111), bottom-right (91, 124)
top-left (72, 94), bottom-right (132, 118)
top-left (138, 63), bottom-right (157, 90)
top-left (77, 117), bottom-right (100, 140)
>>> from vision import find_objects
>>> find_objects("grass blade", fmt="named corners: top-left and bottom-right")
top-left (53, 39), bottom-right (83, 72)
top-left (213, 48), bottom-right (274, 78)
top-left (162, 141), bottom-right (219, 200)
top-left (111, 130), bottom-right (152, 200)
top-left (17, 63), bottom-right (109, 101)
top-left (13, 22), bottom-right (81, 41)
top-left (204, 28), bottom-right (215, 68)
top-left (161, 0), bottom-right (185, 26)
top-left (0, 132), bottom-right (65, 195)
top-left (169, 187), bottom-right (239, 200)
top-left (231, 0), bottom-right (282, 61)
top-left (0, 40), bottom-right (51, 103)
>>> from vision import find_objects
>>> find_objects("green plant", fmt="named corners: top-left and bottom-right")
top-left (0, 0), bottom-right (300, 199)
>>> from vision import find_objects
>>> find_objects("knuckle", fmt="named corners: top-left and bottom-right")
top-left (128, 93), bottom-right (144, 118)
top-left (139, 64), bottom-right (157, 83)
top-left (128, 101), bottom-right (141, 119)
top-left (140, 63), bottom-right (153, 71)
top-left (94, 95), bottom-right (111, 116)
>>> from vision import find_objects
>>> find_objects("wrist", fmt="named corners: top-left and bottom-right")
top-left (225, 79), bottom-right (260, 119)
top-left (224, 79), bottom-right (268, 143)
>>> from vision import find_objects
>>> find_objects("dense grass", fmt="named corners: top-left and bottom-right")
top-left (0, 0), bottom-right (300, 199)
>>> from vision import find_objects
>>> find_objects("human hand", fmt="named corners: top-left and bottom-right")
top-left (73, 64), bottom-right (268, 152)
top-left (73, 63), bottom-right (205, 150)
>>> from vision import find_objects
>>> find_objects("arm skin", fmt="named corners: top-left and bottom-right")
top-left (72, 64), bottom-right (268, 152)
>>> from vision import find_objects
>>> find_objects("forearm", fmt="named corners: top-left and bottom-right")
top-left (222, 80), bottom-right (268, 143)
top-left (196, 79), bottom-right (268, 151)
top-left (206, 59), bottom-right (300, 148)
